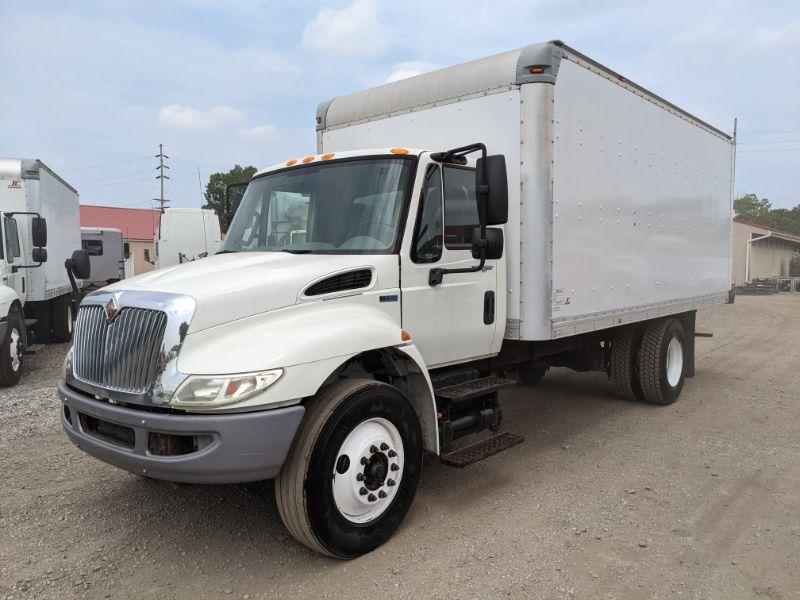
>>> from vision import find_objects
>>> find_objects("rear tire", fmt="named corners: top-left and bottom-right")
top-left (637, 319), bottom-right (687, 405)
top-left (610, 327), bottom-right (644, 401)
top-left (0, 310), bottom-right (24, 387)
top-left (33, 301), bottom-right (52, 343)
top-left (275, 378), bottom-right (423, 558)
top-left (51, 295), bottom-right (74, 343)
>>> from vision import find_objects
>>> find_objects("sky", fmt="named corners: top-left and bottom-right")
top-left (1, 0), bottom-right (798, 210)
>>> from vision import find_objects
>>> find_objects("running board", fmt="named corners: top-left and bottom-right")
top-left (435, 376), bottom-right (517, 403)
top-left (440, 432), bottom-right (524, 468)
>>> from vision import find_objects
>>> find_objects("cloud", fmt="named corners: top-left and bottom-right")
top-left (302, 0), bottom-right (388, 58)
top-left (386, 61), bottom-right (439, 83)
top-left (158, 104), bottom-right (247, 132)
top-left (237, 124), bottom-right (277, 142)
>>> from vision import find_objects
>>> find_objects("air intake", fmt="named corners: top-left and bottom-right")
top-left (305, 269), bottom-right (372, 296)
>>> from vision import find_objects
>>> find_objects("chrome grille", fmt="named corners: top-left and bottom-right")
top-left (73, 305), bottom-right (168, 393)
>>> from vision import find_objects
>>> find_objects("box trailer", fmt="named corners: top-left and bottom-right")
top-left (60, 41), bottom-right (733, 558)
top-left (155, 208), bottom-right (222, 269)
top-left (80, 227), bottom-right (125, 289)
top-left (1, 158), bottom-right (83, 385)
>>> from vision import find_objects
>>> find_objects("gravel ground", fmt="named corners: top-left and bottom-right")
top-left (1, 295), bottom-right (799, 599)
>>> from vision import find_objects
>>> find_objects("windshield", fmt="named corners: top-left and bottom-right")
top-left (221, 157), bottom-right (414, 254)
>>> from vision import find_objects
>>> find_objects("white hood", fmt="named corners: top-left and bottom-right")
top-left (102, 252), bottom-right (398, 332)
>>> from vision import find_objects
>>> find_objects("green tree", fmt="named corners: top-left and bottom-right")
top-left (733, 193), bottom-right (772, 224)
top-left (203, 164), bottom-right (257, 232)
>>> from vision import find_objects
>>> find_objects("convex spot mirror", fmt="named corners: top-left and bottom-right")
top-left (32, 247), bottom-right (48, 263)
top-left (471, 227), bottom-right (504, 260)
top-left (32, 217), bottom-right (47, 247)
top-left (475, 155), bottom-right (508, 226)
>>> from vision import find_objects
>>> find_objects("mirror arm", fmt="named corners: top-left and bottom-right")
top-left (64, 259), bottom-right (84, 315)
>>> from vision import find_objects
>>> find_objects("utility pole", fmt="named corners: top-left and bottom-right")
top-left (155, 143), bottom-right (170, 213)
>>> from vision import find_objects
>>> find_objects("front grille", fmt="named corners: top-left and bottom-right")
top-left (80, 414), bottom-right (136, 448)
top-left (73, 305), bottom-right (168, 393)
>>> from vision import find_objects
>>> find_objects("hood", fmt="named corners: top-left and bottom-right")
top-left (100, 252), bottom-right (398, 332)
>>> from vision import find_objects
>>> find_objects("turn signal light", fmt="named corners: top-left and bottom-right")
top-left (401, 330), bottom-right (411, 341)
top-left (529, 66), bottom-right (545, 74)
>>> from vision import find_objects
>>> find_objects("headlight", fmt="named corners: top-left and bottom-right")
top-left (172, 369), bottom-right (283, 408)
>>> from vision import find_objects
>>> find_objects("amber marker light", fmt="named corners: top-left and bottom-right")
top-left (302, 156), bottom-right (315, 164)
top-left (401, 330), bottom-right (411, 342)
top-left (390, 148), bottom-right (409, 155)
top-left (286, 159), bottom-right (297, 166)
top-left (530, 66), bottom-right (545, 74)
top-left (321, 153), bottom-right (335, 160)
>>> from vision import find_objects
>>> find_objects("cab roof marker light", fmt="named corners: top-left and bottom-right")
top-left (390, 148), bottom-right (409, 155)
top-left (302, 156), bottom-right (315, 164)
top-left (286, 159), bottom-right (298, 166)
top-left (321, 153), bottom-right (335, 160)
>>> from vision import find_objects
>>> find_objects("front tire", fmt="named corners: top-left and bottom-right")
top-left (51, 295), bottom-right (74, 343)
top-left (0, 311), bottom-right (24, 387)
top-left (637, 319), bottom-right (687, 405)
top-left (275, 379), bottom-right (423, 558)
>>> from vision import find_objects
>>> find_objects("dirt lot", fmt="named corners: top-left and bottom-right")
top-left (1, 295), bottom-right (799, 599)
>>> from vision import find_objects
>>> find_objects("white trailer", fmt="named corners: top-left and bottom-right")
top-left (1, 158), bottom-right (83, 385)
top-left (61, 42), bottom-right (733, 557)
top-left (155, 208), bottom-right (222, 269)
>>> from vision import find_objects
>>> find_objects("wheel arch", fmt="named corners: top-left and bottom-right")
top-left (314, 344), bottom-right (439, 454)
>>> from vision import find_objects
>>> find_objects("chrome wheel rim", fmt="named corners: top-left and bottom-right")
top-left (666, 337), bottom-right (683, 387)
top-left (9, 328), bottom-right (21, 372)
top-left (331, 417), bottom-right (404, 524)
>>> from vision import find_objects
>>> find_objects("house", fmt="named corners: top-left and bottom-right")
top-left (79, 205), bottom-right (160, 277)
top-left (732, 217), bottom-right (800, 285)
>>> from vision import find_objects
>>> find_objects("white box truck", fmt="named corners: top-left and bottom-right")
top-left (155, 208), bottom-right (222, 269)
top-left (1, 158), bottom-right (85, 386)
top-left (60, 41), bottom-right (734, 557)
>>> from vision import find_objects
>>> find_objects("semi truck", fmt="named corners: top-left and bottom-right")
top-left (59, 41), bottom-right (734, 558)
top-left (1, 158), bottom-right (83, 386)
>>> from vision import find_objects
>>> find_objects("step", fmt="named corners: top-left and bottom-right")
top-left (435, 376), bottom-right (517, 403)
top-left (440, 432), bottom-right (524, 468)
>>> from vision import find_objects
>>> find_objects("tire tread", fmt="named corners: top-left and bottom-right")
top-left (638, 319), bottom-right (677, 405)
top-left (610, 327), bottom-right (641, 401)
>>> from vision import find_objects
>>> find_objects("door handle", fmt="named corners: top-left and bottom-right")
top-left (483, 291), bottom-right (495, 325)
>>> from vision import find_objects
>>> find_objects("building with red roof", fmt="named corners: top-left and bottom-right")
top-left (80, 205), bottom-right (161, 276)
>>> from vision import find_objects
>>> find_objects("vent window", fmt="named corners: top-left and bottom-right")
top-left (305, 269), bottom-right (372, 296)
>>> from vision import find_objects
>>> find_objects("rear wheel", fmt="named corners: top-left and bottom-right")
top-left (637, 319), bottom-right (687, 405)
top-left (51, 295), bottom-right (74, 343)
top-left (610, 327), bottom-right (643, 401)
top-left (0, 310), bottom-right (24, 387)
top-left (33, 301), bottom-right (52, 343)
top-left (275, 379), bottom-right (423, 558)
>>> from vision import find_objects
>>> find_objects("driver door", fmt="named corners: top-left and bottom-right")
top-left (400, 160), bottom-right (499, 367)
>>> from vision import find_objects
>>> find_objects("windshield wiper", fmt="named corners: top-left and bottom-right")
top-left (279, 248), bottom-right (312, 254)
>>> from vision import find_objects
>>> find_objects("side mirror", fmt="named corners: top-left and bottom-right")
top-left (471, 227), bottom-right (503, 260)
top-left (32, 217), bottom-right (48, 247)
top-left (32, 247), bottom-right (48, 263)
top-left (476, 155), bottom-right (508, 225)
top-left (67, 249), bottom-right (91, 279)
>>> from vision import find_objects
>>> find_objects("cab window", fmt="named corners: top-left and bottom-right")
top-left (82, 239), bottom-right (104, 256)
top-left (3, 218), bottom-right (21, 262)
top-left (443, 166), bottom-right (478, 249)
top-left (411, 165), bottom-right (443, 263)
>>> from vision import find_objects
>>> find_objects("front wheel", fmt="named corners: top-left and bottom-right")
top-left (275, 379), bottom-right (423, 558)
top-left (0, 311), bottom-right (24, 387)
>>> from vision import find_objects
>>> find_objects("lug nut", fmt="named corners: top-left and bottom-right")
top-left (380, 443), bottom-right (389, 451)
top-left (388, 450), bottom-right (397, 458)
top-left (367, 493), bottom-right (377, 502)
top-left (370, 445), bottom-right (378, 454)
top-left (390, 464), bottom-right (399, 471)
top-left (378, 490), bottom-right (387, 499)
top-left (356, 473), bottom-right (365, 481)
top-left (360, 456), bottom-right (368, 465)
top-left (387, 479), bottom-right (396, 487)
top-left (359, 487), bottom-right (368, 496)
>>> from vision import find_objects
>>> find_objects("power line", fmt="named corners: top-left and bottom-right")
top-left (739, 129), bottom-right (800, 134)
top-left (738, 139), bottom-right (800, 145)
top-left (58, 155), bottom-right (152, 171)
top-left (738, 148), bottom-right (800, 153)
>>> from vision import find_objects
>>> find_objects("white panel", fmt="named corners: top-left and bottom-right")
top-left (322, 91), bottom-right (523, 323)
top-left (550, 59), bottom-right (732, 335)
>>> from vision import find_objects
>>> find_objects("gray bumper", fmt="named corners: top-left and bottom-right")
top-left (59, 381), bottom-right (304, 484)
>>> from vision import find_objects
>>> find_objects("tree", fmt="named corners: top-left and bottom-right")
top-left (203, 164), bottom-right (257, 232)
top-left (733, 193), bottom-right (772, 224)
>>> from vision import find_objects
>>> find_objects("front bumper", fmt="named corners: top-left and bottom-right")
top-left (59, 381), bottom-right (304, 484)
